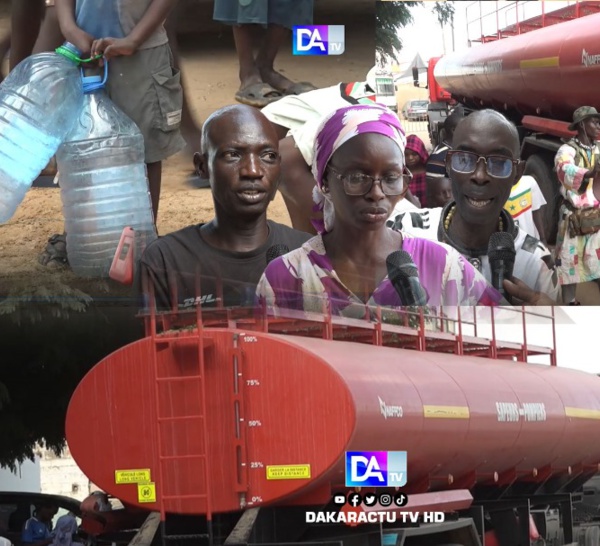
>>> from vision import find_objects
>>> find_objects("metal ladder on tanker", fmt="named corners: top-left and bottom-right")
top-left (150, 304), bottom-right (214, 546)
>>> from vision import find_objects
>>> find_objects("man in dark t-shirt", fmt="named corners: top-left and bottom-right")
top-left (140, 104), bottom-right (311, 310)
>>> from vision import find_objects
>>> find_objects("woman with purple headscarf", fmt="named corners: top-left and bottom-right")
top-left (256, 104), bottom-right (502, 317)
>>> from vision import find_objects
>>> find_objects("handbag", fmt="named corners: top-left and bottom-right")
top-left (567, 206), bottom-right (600, 237)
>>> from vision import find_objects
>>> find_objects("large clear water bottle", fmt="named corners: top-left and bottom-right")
top-left (0, 42), bottom-right (84, 223)
top-left (57, 68), bottom-right (157, 278)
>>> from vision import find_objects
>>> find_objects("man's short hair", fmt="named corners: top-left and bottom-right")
top-left (36, 501), bottom-right (57, 511)
top-left (443, 107), bottom-right (464, 136)
top-left (200, 105), bottom-right (244, 155)
top-left (454, 109), bottom-right (520, 156)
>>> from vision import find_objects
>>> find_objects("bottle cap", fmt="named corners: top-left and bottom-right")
top-left (62, 42), bottom-right (82, 57)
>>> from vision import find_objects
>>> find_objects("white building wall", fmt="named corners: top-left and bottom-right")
top-left (39, 445), bottom-right (93, 501)
top-left (0, 458), bottom-right (41, 492)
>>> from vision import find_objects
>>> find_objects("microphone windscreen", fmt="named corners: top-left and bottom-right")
top-left (386, 250), bottom-right (419, 279)
top-left (266, 244), bottom-right (290, 264)
top-left (488, 232), bottom-right (516, 263)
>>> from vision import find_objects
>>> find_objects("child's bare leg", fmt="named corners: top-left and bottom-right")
top-left (0, 32), bottom-right (10, 83)
top-left (147, 161), bottom-right (162, 225)
top-left (32, 6), bottom-right (64, 54)
top-left (232, 25), bottom-right (261, 91)
top-left (165, 14), bottom-right (201, 155)
top-left (256, 24), bottom-right (295, 92)
top-left (10, 0), bottom-right (45, 69)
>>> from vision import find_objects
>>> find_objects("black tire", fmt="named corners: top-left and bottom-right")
top-left (523, 154), bottom-right (562, 246)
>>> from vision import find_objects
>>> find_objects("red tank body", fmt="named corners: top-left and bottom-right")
top-left (65, 320), bottom-right (600, 516)
top-left (433, 12), bottom-right (600, 121)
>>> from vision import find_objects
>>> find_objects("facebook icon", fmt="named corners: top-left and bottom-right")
top-left (345, 451), bottom-right (408, 487)
top-left (293, 25), bottom-right (345, 55)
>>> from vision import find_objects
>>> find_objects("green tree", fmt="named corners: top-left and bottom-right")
top-left (376, 1), bottom-right (455, 63)
top-left (0, 280), bottom-right (143, 469)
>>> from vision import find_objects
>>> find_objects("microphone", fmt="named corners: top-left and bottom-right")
top-left (266, 244), bottom-right (290, 264)
top-left (386, 250), bottom-right (429, 306)
top-left (488, 231), bottom-right (516, 304)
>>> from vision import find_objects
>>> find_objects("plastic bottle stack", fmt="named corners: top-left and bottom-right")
top-left (0, 43), bottom-right (84, 223)
top-left (57, 69), bottom-right (157, 278)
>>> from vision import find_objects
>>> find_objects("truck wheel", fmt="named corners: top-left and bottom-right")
top-left (523, 154), bottom-right (561, 246)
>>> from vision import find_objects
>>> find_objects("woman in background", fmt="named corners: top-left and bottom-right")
top-left (405, 134), bottom-right (429, 207)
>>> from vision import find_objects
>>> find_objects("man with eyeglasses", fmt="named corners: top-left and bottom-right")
top-left (387, 109), bottom-right (560, 304)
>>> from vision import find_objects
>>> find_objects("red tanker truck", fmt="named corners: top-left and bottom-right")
top-left (419, 1), bottom-right (600, 245)
top-left (63, 301), bottom-right (600, 546)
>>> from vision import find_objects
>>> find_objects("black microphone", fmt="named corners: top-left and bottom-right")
top-left (386, 250), bottom-right (429, 306)
top-left (266, 244), bottom-right (290, 264)
top-left (488, 231), bottom-right (516, 304)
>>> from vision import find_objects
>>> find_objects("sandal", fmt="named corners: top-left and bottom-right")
top-left (234, 82), bottom-right (282, 108)
top-left (38, 233), bottom-right (69, 267)
top-left (283, 82), bottom-right (318, 96)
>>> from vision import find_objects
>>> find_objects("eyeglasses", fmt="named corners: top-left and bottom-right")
top-left (326, 166), bottom-right (412, 196)
top-left (446, 150), bottom-right (521, 179)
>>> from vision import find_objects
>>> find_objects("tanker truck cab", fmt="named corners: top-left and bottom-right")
top-left (411, 56), bottom-right (454, 148)
top-left (367, 66), bottom-right (397, 112)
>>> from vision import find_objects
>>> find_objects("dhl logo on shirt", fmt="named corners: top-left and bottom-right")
top-left (504, 188), bottom-right (532, 218)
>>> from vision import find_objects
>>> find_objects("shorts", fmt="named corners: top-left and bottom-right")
top-left (213, 0), bottom-right (313, 29)
top-left (106, 43), bottom-right (186, 164)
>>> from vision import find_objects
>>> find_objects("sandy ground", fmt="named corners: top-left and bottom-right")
top-left (0, 15), bottom-right (373, 299)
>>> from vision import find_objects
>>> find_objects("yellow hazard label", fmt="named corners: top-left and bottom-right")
top-left (115, 469), bottom-right (151, 484)
top-left (266, 465), bottom-right (311, 480)
top-left (520, 56), bottom-right (559, 69)
top-left (137, 483), bottom-right (156, 503)
top-left (565, 407), bottom-right (600, 420)
top-left (423, 405), bottom-right (470, 419)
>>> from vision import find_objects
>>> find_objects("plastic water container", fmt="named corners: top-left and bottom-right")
top-left (0, 42), bottom-right (84, 223)
top-left (56, 68), bottom-right (157, 278)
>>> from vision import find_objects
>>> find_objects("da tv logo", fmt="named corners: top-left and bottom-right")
top-left (345, 451), bottom-right (407, 487)
top-left (293, 25), bottom-right (345, 55)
